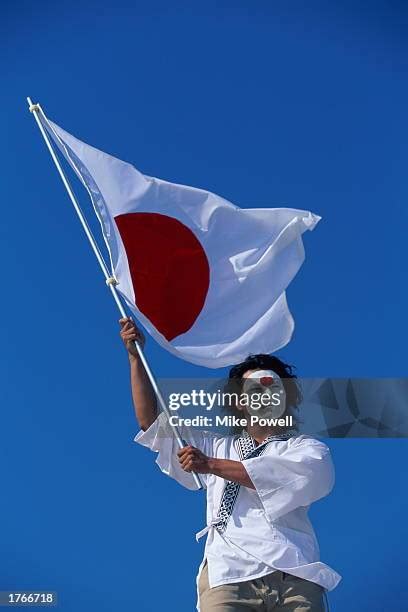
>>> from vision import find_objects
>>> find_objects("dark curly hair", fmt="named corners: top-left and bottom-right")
top-left (224, 354), bottom-right (302, 433)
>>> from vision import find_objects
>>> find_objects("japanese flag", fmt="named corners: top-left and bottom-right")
top-left (39, 112), bottom-right (320, 368)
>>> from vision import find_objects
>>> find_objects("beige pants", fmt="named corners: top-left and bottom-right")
top-left (199, 561), bottom-right (325, 612)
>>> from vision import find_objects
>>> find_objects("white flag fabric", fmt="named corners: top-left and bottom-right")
top-left (39, 111), bottom-right (320, 368)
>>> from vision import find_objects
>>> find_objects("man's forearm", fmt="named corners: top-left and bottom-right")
top-left (129, 356), bottom-right (158, 430)
top-left (208, 458), bottom-right (255, 489)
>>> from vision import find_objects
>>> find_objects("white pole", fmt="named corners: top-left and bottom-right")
top-left (27, 97), bottom-right (202, 490)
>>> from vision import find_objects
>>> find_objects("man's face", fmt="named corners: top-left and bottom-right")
top-left (237, 368), bottom-right (286, 418)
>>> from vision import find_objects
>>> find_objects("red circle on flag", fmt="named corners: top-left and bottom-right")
top-left (114, 212), bottom-right (210, 341)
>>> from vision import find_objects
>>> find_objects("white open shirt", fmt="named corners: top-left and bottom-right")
top-left (135, 412), bottom-right (341, 606)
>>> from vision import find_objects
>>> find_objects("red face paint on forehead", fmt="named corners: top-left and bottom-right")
top-left (260, 376), bottom-right (274, 387)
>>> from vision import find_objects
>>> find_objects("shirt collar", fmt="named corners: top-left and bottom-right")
top-left (239, 428), bottom-right (293, 448)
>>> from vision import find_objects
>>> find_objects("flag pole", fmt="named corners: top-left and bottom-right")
top-left (26, 97), bottom-right (203, 490)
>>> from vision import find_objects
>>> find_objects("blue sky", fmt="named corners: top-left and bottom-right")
top-left (1, 1), bottom-right (407, 610)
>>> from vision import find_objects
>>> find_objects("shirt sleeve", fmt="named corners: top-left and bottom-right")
top-left (242, 436), bottom-right (335, 522)
top-left (133, 411), bottom-right (220, 491)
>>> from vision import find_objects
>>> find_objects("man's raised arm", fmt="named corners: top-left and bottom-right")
top-left (119, 317), bottom-right (157, 431)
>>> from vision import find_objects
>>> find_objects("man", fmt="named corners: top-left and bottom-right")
top-left (120, 317), bottom-right (341, 611)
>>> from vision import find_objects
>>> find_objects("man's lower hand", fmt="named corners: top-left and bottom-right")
top-left (177, 445), bottom-right (215, 474)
